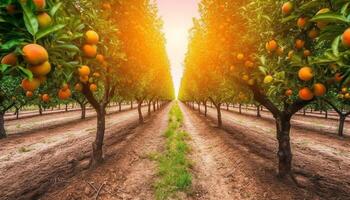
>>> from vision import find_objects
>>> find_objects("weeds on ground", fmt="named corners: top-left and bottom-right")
top-left (154, 103), bottom-right (192, 200)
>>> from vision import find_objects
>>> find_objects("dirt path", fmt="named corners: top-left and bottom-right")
top-left (180, 103), bottom-right (318, 200)
top-left (41, 103), bottom-right (171, 200)
top-left (201, 106), bottom-right (350, 199)
top-left (0, 106), bottom-right (153, 200)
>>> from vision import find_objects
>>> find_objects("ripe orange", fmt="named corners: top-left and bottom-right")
top-left (93, 72), bottom-right (101, 77)
top-left (42, 94), bottom-right (50, 102)
top-left (82, 44), bottom-right (97, 58)
top-left (265, 40), bottom-right (278, 52)
top-left (316, 8), bottom-right (330, 29)
top-left (341, 87), bottom-right (348, 94)
top-left (74, 83), bottom-right (83, 92)
top-left (33, 0), bottom-right (46, 10)
top-left (21, 78), bottom-right (40, 91)
top-left (345, 93), bottom-right (350, 99)
top-left (295, 39), bottom-right (305, 49)
top-left (282, 2), bottom-right (293, 15)
top-left (237, 53), bottom-right (244, 61)
top-left (89, 83), bottom-right (97, 92)
top-left (62, 83), bottom-right (69, 90)
top-left (79, 75), bottom-right (89, 83)
top-left (242, 75), bottom-right (249, 81)
top-left (37, 12), bottom-right (52, 29)
top-left (285, 89), bottom-right (293, 96)
top-left (58, 88), bottom-right (71, 100)
top-left (26, 91), bottom-right (33, 98)
top-left (22, 44), bottom-right (48, 65)
top-left (308, 28), bottom-right (319, 39)
top-left (102, 3), bottom-right (111, 10)
top-left (1, 53), bottom-right (17, 66)
top-left (78, 65), bottom-right (91, 76)
top-left (297, 17), bottom-right (308, 28)
top-left (244, 60), bottom-right (254, 68)
top-left (299, 87), bottom-right (314, 101)
top-left (28, 61), bottom-right (51, 76)
top-left (342, 28), bottom-right (350, 47)
top-left (313, 83), bottom-right (326, 96)
top-left (303, 50), bottom-right (311, 57)
top-left (96, 54), bottom-right (105, 63)
top-left (298, 66), bottom-right (313, 81)
top-left (85, 30), bottom-right (99, 45)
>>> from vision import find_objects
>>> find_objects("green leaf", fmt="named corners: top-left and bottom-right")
top-left (18, 66), bottom-right (33, 79)
top-left (0, 64), bottom-right (10, 73)
top-left (299, 1), bottom-right (320, 10)
top-left (36, 24), bottom-right (65, 40)
top-left (49, 2), bottom-right (62, 16)
top-left (20, 1), bottom-right (39, 37)
top-left (311, 13), bottom-right (349, 23)
top-left (332, 35), bottom-right (341, 57)
top-left (341, 2), bottom-right (350, 15)
top-left (0, 39), bottom-right (25, 52)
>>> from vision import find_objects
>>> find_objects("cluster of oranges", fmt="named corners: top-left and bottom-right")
top-left (339, 87), bottom-right (350, 100)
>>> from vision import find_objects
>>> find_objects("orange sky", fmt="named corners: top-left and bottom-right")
top-left (156, 0), bottom-right (200, 97)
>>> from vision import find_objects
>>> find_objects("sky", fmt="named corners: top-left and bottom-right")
top-left (156, 0), bottom-right (200, 97)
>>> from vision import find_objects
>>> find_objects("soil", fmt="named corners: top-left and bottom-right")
top-left (40, 103), bottom-right (171, 200)
top-left (196, 105), bottom-right (350, 199)
top-left (0, 105), bottom-right (153, 200)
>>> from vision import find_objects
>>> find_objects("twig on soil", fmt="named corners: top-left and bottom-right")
top-left (95, 182), bottom-right (106, 200)
top-left (86, 181), bottom-right (98, 192)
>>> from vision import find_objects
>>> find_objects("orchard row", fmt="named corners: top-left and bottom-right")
top-left (179, 0), bottom-right (350, 178)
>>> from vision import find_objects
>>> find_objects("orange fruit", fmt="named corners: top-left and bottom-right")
top-left (22, 44), bottom-right (48, 65)
top-left (282, 2), bottom-right (293, 15)
top-left (295, 39), bottom-right (305, 49)
top-left (37, 12), bottom-right (52, 29)
top-left (244, 60), bottom-right (254, 68)
top-left (313, 83), bottom-right (326, 96)
top-left (58, 88), bottom-right (71, 100)
top-left (299, 87), bottom-right (314, 101)
top-left (93, 72), bottom-right (101, 77)
top-left (28, 61), bottom-right (51, 76)
top-left (82, 44), bottom-right (97, 58)
top-left (345, 93), bottom-right (350, 99)
top-left (341, 87), bottom-right (348, 94)
top-left (265, 40), bottom-right (278, 52)
top-left (342, 28), bottom-right (350, 47)
top-left (237, 53), bottom-right (244, 60)
top-left (335, 73), bottom-right (343, 82)
top-left (74, 83), bottom-right (83, 92)
top-left (303, 50), bottom-right (311, 57)
top-left (62, 83), bottom-right (69, 90)
top-left (297, 17), bottom-right (308, 28)
top-left (1, 53), bottom-right (17, 66)
top-left (79, 75), bottom-right (89, 83)
top-left (308, 28), bottom-right (319, 39)
top-left (263, 75), bottom-right (273, 84)
top-left (285, 89), bottom-right (293, 96)
top-left (277, 47), bottom-right (284, 56)
top-left (96, 54), bottom-right (104, 63)
top-left (85, 30), bottom-right (99, 45)
top-left (102, 3), bottom-right (111, 10)
top-left (298, 66), bottom-right (313, 81)
top-left (89, 83), bottom-right (97, 92)
top-left (42, 94), bottom-right (50, 102)
top-left (33, 0), bottom-right (46, 10)
top-left (242, 75), bottom-right (249, 81)
top-left (26, 91), bottom-right (33, 98)
top-left (21, 78), bottom-right (40, 91)
top-left (78, 65), bottom-right (91, 76)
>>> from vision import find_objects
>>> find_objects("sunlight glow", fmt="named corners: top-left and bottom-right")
top-left (156, 0), bottom-right (200, 97)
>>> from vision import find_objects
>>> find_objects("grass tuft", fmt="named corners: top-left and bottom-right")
top-left (154, 103), bottom-right (192, 200)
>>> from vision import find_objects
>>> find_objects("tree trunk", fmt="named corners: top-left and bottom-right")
top-left (325, 110), bottom-right (328, 119)
top-left (257, 105), bottom-right (261, 117)
top-left (0, 113), bottom-right (6, 139)
top-left (215, 104), bottom-right (222, 127)
top-left (131, 101), bottom-right (133, 109)
top-left (80, 103), bottom-right (86, 119)
top-left (198, 102), bottom-right (200, 112)
top-left (157, 100), bottom-right (159, 110)
top-left (153, 101), bottom-right (156, 112)
top-left (39, 105), bottom-right (43, 115)
top-left (90, 107), bottom-right (106, 168)
top-left (148, 101), bottom-right (151, 116)
top-left (338, 115), bottom-right (346, 137)
top-left (58, 104), bottom-right (61, 110)
top-left (275, 115), bottom-right (292, 177)
top-left (226, 103), bottom-right (229, 111)
top-left (65, 104), bottom-right (68, 112)
top-left (204, 102), bottom-right (207, 117)
top-left (138, 101), bottom-right (144, 123)
top-left (118, 102), bottom-right (122, 112)
top-left (239, 104), bottom-right (242, 114)
top-left (15, 107), bottom-right (19, 119)
top-left (303, 109), bottom-right (306, 116)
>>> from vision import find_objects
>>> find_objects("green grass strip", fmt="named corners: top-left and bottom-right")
top-left (154, 103), bottom-right (192, 200)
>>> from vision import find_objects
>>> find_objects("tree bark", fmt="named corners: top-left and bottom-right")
top-left (153, 101), bottom-right (156, 112)
top-left (338, 115), bottom-right (346, 137)
top-left (15, 107), bottom-right (19, 119)
top-left (257, 105), bottom-right (261, 117)
top-left (239, 104), bottom-right (242, 114)
top-left (130, 101), bottom-right (133, 109)
top-left (65, 104), bottom-right (68, 112)
top-left (197, 102), bottom-right (200, 112)
top-left (118, 102), bottom-right (122, 112)
top-left (0, 113), bottom-right (6, 139)
top-left (204, 101), bottom-right (207, 117)
top-left (148, 101), bottom-right (151, 116)
top-left (325, 110), bottom-right (328, 119)
top-left (275, 114), bottom-right (292, 177)
top-left (90, 107), bottom-right (106, 168)
top-left (215, 103), bottom-right (222, 127)
top-left (138, 100), bottom-right (144, 123)
top-left (80, 103), bottom-right (86, 119)
top-left (226, 103), bottom-right (229, 111)
top-left (39, 105), bottom-right (43, 115)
